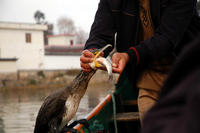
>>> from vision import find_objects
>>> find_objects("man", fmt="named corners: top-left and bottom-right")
top-left (80, 0), bottom-right (200, 122)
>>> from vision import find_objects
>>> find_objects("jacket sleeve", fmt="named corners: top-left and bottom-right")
top-left (127, 0), bottom-right (197, 67)
top-left (84, 0), bottom-right (116, 57)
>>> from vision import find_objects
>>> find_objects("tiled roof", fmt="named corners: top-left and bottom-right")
top-left (46, 34), bottom-right (76, 38)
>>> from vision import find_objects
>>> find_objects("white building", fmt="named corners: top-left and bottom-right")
top-left (0, 22), bottom-right (48, 72)
top-left (0, 58), bottom-right (17, 72)
top-left (47, 34), bottom-right (76, 46)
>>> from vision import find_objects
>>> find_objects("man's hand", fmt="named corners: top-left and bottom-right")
top-left (80, 49), bottom-right (104, 72)
top-left (80, 50), bottom-right (94, 72)
top-left (112, 52), bottom-right (130, 74)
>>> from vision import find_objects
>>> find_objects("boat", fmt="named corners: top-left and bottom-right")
top-left (66, 68), bottom-right (141, 133)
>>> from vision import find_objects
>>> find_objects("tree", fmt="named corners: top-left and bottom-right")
top-left (44, 23), bottom-right (54, 45)
top-left (76, 27), bottom-right (88, 44)
top-left (57, 16), bottom-right (76, 34)
top-left (34, 10), bottom-right (45, 24)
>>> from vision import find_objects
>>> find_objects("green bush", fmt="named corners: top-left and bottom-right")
top-left (37, 71), bottom-right (45, 78)
top-left (29, 79), bottom-right (37, 85)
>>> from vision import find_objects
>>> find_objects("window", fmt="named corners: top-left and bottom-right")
top-left (70, 40), bottom-right (74, 46)
top-left (26, 33), bottom-right (31, 43)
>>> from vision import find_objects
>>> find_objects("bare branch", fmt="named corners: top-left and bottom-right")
top-left (57, 16), bottom-right (76, 34)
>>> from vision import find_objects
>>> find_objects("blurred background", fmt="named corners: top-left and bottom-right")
top-left (0, 0), bottom-right (200, 132)
top-left (0, 0), bottom-right (115, 133)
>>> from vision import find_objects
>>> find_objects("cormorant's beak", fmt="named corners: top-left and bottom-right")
top-left (91, 57), bottom-right (113, 81)
top-left (89, 44), bottom-right (113, 81)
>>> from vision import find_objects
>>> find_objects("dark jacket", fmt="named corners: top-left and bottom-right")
top-left (141, 36), bottom-right (200, 133)
top-left (85, 0), bottom-right (200, 80)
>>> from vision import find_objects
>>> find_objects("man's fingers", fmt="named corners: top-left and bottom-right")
top-left (112, 56), bottom-right (120, 68)
top-left (112, 54), bottom-right (127, 74)
top-left (80, 63), bottom-right (92, 69)
top-left (118, 59), bottom-right (126, 70)
top-left (112, 63), bottom-right (117, 68)
top-left (80, 56), bottom-right (93, 63)
top-left (112, 60), bottom-right (125, 73)
top-left (112, 53), bottom-right (121, 73)
top-left (81, 63), bottom-right (93, 72)
top-left (82, 50), bottom-right (94, 58)
top-left (81, 62), bottom-right (93, 72)
top-left (112, 64), bottom-right (124, 73)
top-left (82, 68), bottom-right (92, 72)
top-left (112, 67), bottom-right (122, 73)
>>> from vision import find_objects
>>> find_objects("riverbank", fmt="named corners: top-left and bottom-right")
top-left (0, 69), bottom-right (117, 90)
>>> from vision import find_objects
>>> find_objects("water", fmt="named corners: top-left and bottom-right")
top-left (44, 55), bottom-right (81, 70)
top-left (0, 82), bottom-right (114, 133)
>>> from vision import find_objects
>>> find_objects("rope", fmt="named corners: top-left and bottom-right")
top-left (61, 119), bottom-right (90, 133)
top-left (110, 91), bottom-right (118, 133)
top-left (109, 33), bottom-right (118, 133)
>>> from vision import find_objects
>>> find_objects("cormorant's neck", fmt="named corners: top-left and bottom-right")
top-left (67, 70), bottom-right (96, 93)
top-left (75, 70), bottom-right (96, 81)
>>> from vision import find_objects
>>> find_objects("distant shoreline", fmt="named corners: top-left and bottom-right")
top-left (0, 69), bottom-right (116, 90)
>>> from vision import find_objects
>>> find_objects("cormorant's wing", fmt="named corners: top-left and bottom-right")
top-left (34, 90), bottom-right (68, 133)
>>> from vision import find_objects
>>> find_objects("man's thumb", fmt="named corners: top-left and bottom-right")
top-left (112, 55), bottom-right (120, 67)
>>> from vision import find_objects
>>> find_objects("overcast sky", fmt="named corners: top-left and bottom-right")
top-left (0, 0), bottom-right (99, 33)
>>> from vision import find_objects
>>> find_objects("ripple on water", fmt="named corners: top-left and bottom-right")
top-left (0, 82), bottom-right (114, 133)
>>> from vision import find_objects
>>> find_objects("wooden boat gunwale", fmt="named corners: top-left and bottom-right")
top-left (72, 68), bottom-right (140, 133)
top-left (74, 75), bottom-right (122, 131)
top-left (74, 93), bottom-right (112, 131)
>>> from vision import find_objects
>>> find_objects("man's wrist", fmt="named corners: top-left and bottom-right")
top-left (122, 53), bottom-right (130, 64)
top-left (126, 47), bottom-right (140, 66)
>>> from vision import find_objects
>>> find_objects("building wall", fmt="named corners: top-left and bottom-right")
top-left (44, 55), bottom-right (80, 70)
top-left (0, 28), bottom-right (45, 70)
top-left (48, 35), bottom-right (75, 46)
top-left (0, 60), bottom-right (17, 73)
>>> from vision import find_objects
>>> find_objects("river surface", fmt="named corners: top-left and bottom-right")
top-left (0, 82), bottom-right (114, 133)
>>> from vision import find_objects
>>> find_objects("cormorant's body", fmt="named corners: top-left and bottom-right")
top-left (34, 70), bottom-right (96, 133)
